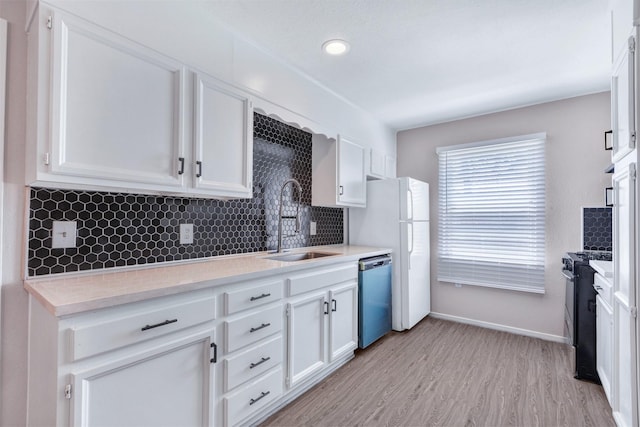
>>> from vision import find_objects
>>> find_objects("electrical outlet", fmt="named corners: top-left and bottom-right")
top-left (310, 221), bottom-right (317, 236)
top-left (52, 221), bottom-right (77, 248)
top-left (180, 224), bottom-right (194, 244)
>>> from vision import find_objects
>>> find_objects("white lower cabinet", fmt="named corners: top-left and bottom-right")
top-left (26, 288), bottom-right (217, 427)
top-left (223, 367), bottom-right (283, 427)
top-left (27, 262), bottom-right (362, 427)
top-left (218, 279), bottom-right (285, 427)
top-left (329, 283), bottom-right (358, 362)
top-left (70, 329), bottom-right (216, 427)
top-left (596, 294), bottom-right (614, 404)
top-left (286, 263), bottom-right (358, 389)
top-left (287, 290), bottom-right (328, 387)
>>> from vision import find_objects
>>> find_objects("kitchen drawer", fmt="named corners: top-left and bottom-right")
top-left (224, 367), bottom-right (283, 427)
top-left (225, 305), bottom-right (282, 353)
top-left (224, 335), bottom-right (282, 392)
top-left (287, 263), bottom-right (357, 296)
top-left (224, 280), bottom-right (283, 315)
top-left (69, 292), bottom-right (216, 361)
top-left (594, 272), bottom-right (613, 307)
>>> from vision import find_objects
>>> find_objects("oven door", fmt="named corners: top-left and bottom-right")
top-left (563, 268), bottom-right (576, 346)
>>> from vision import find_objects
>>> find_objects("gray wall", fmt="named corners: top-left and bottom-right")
top-left (1, 1), bottom-right (29, 425)
top-left (397, 92), bottom-right (611, 339)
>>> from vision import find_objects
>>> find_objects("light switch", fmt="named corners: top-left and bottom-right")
top-left (52, 221), bottom-right (77, 249)
top-left (310, 221), bottom-right (317, 236)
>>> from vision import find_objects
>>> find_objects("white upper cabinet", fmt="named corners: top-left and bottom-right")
top-left (194, 74), bottom-right (253, 198)
top-left (337, 136), bottom-right (366, 206)
top-left (28, 7), bottom-right (254, 199)
top-left (611, 33), bottom-right (636, 162)
top-left (368, 148), bottom-right (385, 179)
top-left (610, 0), bottom-right (635, 62)
top-left (367, 148), bottom-right (396, 180)
top-left (312, 133), bottom-right (366, 207)
top-left (49, 12), bottom-right (186, 188)
top-left (384, 154), bottom-right (397, 178)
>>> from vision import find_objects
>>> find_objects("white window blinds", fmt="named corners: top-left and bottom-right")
top-left (437, 133), bottom-right (546, 293)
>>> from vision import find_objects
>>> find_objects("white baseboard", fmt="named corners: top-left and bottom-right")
top-left (429, 312), bottom-right (567, 344)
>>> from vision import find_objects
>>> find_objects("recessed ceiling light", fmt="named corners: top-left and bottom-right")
top-left (322, 39), bottom-right (350, 56)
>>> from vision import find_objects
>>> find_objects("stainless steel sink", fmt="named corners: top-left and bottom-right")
top-left (264, 251), bottom-right (339, 262)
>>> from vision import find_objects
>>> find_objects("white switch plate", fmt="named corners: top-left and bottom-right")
top-left (180, 223), bottom-right (194, 244)
top-left (310, 221), bottom-right (317, 236)
top-left (52, 221), bottom-right (77, 249)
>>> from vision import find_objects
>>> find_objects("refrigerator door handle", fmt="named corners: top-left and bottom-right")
top-left (407, 222), bottom-right (413, 269)
top-left (407, 187), bottom-right (414, 221)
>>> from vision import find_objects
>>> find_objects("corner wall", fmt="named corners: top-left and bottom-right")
top-left (396, 92), bottom-right (611, 338)
top-left (0, 1), bottom-right (29, 425)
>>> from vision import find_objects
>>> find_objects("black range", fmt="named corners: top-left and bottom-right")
top-left (562, 251), bottom-right (612, 383)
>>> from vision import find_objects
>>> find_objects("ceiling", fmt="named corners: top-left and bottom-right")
top-left (204, 0), bottom-right (610, 131)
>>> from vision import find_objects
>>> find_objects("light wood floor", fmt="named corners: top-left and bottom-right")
top-left (262, 317), bottom-right (614, 427)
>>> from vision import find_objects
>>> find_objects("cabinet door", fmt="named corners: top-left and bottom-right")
top-left (611, 35), bottom-right (636, 162)
top-left (596, 295), bottom-right (613, 404)
top-left (612, 162), bottom-right (638, 427)
top-left (49, 12), bottom-right (186, 188)
top-left (337, 136), bottom-right (366, 206)
top-left (385, 155), bottom-right (396, 178)
top-left (194, 74), bottom-right (253, 198)
top-left (70, 329), bottom-right (215, 427)
top-left (287, 292), bottom-right (327, 388)
top-left (369, 148), bottom-right (385, 178)
top-left (329, 282), bottom-right (358, 362)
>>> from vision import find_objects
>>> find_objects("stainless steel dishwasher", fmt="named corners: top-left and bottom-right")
top-left (358, 254), bottom-right (392, 348)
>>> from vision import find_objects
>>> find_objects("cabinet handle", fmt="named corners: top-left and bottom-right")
top-left (331, 299), bottom-right (337, 312)
top-left (249, 356), bottom-right (271, 369)
top-left (141, 318), bottom-right (177, 331)
top-left (324, 301), bottom-right (329, 315)
top-left (196, 161), bottom-right (202, 178)
top-left (178, 157), bottom-right (185, 175)
top-left (249, 322), bottom-right (271, 333)
top-left (250, 293), bottom-right (271, 301)
top-left (210, 342), bottom-right (217, 364)
top-left (605, 187), bottom-right (613, 207)
top-left (604, 130), bottom-right (613, 150)
top-left (339, 185), bottom-right (344, 195)
top-left (249, 390), bottom-right (270, 406)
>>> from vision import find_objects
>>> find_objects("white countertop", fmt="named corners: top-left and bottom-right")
top-left (24, 245), bottom-right (390, 317)
top-left (589, 260), bottom-right (613, 279)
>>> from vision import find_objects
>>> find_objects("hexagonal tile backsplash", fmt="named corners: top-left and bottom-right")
top-left (582, 207), bottom-right (612, 252)
top-left (27, 113), bottom-right (343, 276)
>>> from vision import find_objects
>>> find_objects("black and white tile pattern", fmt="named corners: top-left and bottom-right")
top-left (27, 113), bottom-right (343, 276)
top-left (583, 207), bottom-right (612, 252)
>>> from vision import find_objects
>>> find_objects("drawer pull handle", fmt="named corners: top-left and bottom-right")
top-left (141, 318), bottom-right (178, 331)
top-left (249, 356), bottom-right (271, 369)
top-left (250, 293), bottom-right (271, 301)
top-left (249, 390), bottom-right (270, 406)
top-left (249, 323), bottom-right (271, 333)
top-left (331, 299), bottom-right (337, 312)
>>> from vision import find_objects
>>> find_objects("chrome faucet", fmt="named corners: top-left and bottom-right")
top-left (277, 178), bottom-right (303, 253)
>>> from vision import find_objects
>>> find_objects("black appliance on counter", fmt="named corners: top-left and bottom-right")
top-left (562, 251), bottom-right (611, 383)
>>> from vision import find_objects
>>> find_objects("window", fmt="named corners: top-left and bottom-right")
top-left (437, 133), bottom-right (546, 293)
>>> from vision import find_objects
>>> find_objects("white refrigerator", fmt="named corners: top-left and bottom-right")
top-left (349, 177), bottom-right (430, 331)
